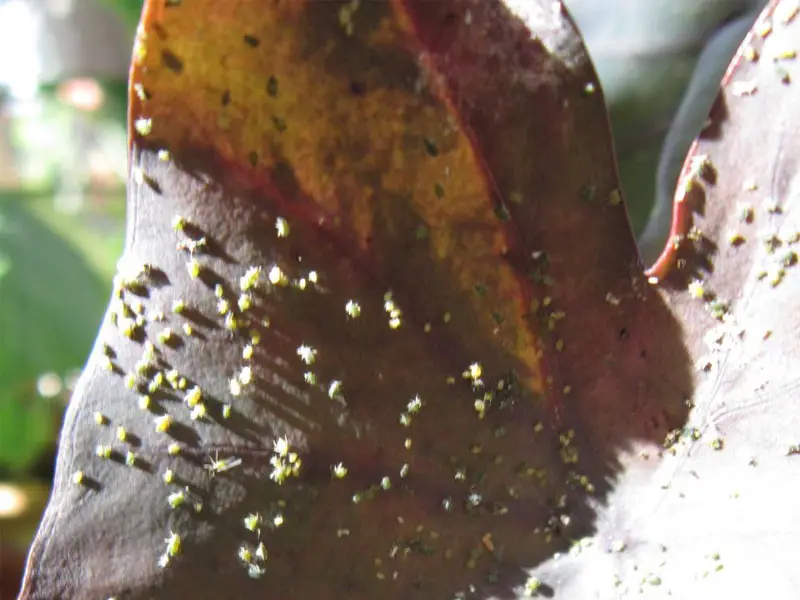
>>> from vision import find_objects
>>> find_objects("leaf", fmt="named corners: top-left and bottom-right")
top-left (0, 198), bottom-right (108, 475)
top-left (531, 1), bottom-right (800, 597)
top-left (17, 1), bottom-right (750, 599)
top-left (639, 9), bottom-right (763, 263)
top-left (568, 0), bottom-right (768, 232)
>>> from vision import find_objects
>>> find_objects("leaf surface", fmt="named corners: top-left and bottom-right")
top-left (18, 1), bottom-right (713, 599)
top-left (532, 1), bottom-right (800, 596)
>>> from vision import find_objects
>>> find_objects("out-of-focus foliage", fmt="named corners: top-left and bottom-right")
top-left (98, 0), bottom-right (144, 31)
top-left (0, 197), bottom-right (109, 475)
top-left (0, 0), bottom-right (131, 482)
top-left (567, 0), bottom-right (767, 236)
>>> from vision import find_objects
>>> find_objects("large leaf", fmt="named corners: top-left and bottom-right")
top-left (18, 0), bottom-right (799, 599)
top-left (531, 1), bottom-right (800, 596)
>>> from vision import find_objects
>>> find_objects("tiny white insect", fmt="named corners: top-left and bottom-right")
top-left (165, 531), bottom-right (181, 556)
top-left (268, 265), bottom-right (287, 286)
top-left (240, 266), bottom-right (262, 291)
top-left (275, 217), bottom-right (290, 238)
top-left (244, 513), bottom-right (262, 532)
top-left (296, 344), bottom-right (317, 365)
top-left (688, 280), bottom-right (705, 300)
top-left (464, 362), bottom-right (482, 380)
top-left (238, 293), bottom-right (253, 312)
top-left (187, 259), bottom-right (201, 279)
top-left (345, 300), bottom-right (361, 318)
top-left (406, 395), bottom-right (423, 414)
top-left (239, 545), bottom-right (253, 563)
top-left (167, 490), bottom-right (186, 509)
top-left (255, 541), bottom-right (268, 561)
top-left (204, 453), bottom-right (242, 476)
top-left (328, 380), bottom-right (343, 399)
top-left (184, 386), bottom-right (202, 407)
top-left (273, 436), bottom-right (290, 457)
top-left (134, 118), bottom-right (152, 135)
top-left (190, 403), bottom-right (207, 421)
top-left (154, 414), bottom-right (173, 433)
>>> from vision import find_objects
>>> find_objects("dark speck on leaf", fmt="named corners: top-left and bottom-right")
top-left (221, 90), bottom-right (231, 106)
top-left (249, 152), bottom-right (258, 167)
top-left (152, 22), bottom-right (167, 39)
top-left (494, 204), bottom-right (511, 221)
top-left (434, 182), bottom-right (445, 199)
top-left (243, 34), bottom-right (260, 48)
top-left (142, 173), bottom-right (161, 194)
top-left (267, 75), bottom-right (279, 97)
top-left (423, 137), bottom-right (439, 157)
top-left (443, 11), bottom-right (459, 25)
top-left (161, 49), bottom-right (184, 74)
top-left (350, 80), bottom-right (366, 95)
top-left (272, 116), bottom-right (287, 133)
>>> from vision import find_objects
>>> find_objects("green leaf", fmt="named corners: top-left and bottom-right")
top-left (0, 198), bottom-right (108, 474)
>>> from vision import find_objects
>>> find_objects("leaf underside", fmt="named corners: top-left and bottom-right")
top-left (18, 1), bottom-right (800, 599)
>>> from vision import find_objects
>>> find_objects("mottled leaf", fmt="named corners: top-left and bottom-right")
top-left (20, 0), bottom-right (773, 599)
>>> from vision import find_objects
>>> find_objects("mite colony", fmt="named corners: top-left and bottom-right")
top-left (68, 0), bottom-right (800, 596)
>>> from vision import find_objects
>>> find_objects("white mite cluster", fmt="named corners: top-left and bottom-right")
top-left (238, 541), bottom-right (268, 578)
top-left (240, 266), bottom-right (262, 291)
top-left (383, 292), bottom-right (402, 329)
top-left (269, 436), bottom-right (301, 484)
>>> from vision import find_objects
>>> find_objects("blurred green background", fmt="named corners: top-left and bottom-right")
top-left (0, 0), bottom-right (764, 596)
